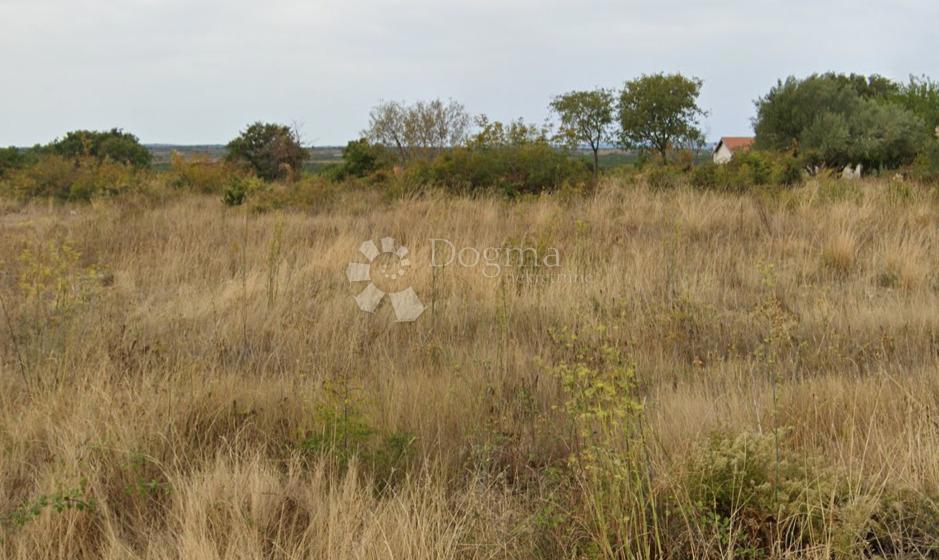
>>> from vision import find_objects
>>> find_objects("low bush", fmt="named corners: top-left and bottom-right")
top-left (246, 176), bottom-right (343, 212)
top-left (0, 155), bottom-right (143, 201)
top-left (681, 431), bottom-right (939, 557)
top-left (0, 147), bottom-right (30, 178)
top-left (408, 143), bottom-right (591, 196)
top-left (643, 162), bottom-right (684, 190)
top-left (912, 141), bottom-right (939, 183)
top-left (222, 175), bottom-right (266, 207)
top-left (169, 152), bottom-right (242, 194)
top-left (691, 151), bottom-right (804, 192)
top-left (330, 138), bottom-right (394, 181)
top-left (683, 431), bottom-right (839, 555)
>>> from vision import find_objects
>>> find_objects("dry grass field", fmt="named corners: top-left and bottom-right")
top-left (1, 177), bottom-right (939, 558)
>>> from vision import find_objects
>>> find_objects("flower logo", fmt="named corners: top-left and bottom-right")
top-left (345, 237), bottom-right (425, 322)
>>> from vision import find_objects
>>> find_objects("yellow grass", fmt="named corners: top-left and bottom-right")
top-left (1, 178), bottom-right (938, 558)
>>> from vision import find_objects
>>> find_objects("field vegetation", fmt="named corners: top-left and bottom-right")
top-left (1, 71), bottom-right (939, 558)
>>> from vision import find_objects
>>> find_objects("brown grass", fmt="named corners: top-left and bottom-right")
top-left (1, 177), bottom-right (938, 558)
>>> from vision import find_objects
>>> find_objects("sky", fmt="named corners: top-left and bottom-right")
top-left (1, 0), bottom-right (937, 146)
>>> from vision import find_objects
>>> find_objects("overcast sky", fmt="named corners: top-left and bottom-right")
top-left (2, 0), bottom-right (936, 146)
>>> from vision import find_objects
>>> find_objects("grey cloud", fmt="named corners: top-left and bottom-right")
top-left (1, 0), bottom-right (936, 145)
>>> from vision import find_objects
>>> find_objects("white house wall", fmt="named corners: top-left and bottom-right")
top-left (713, 144), bottom-right (734, 164)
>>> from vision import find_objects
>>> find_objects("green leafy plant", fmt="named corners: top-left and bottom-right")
top-left (3, 483), bottom-right (96, 528)
top-left (222, 175), bottom-right (266, 206)
top-left (548, 325), bottom-right (662, 559)
top-left (299, 377), bottom-right (415, 490)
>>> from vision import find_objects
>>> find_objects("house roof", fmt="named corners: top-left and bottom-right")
top-left (716, 137), bottom-right (755, 152)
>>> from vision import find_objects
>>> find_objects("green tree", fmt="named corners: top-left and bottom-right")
top-left (550, 88), bottom-right (615, 178)
top-left (226, 122), bottom-right (307, 181)
top-left (754, 73), bottom-right (926, 169)
top-left (852, 98), bottom-right (926, 169)
top-left (47, 129), bottom-right (152, 167)
top-left (617, 73), bottom-right (706, 161)
top-left (754, 75), bottom-right (862, 152)
top-left (893, 75), bottom-right (939, 137)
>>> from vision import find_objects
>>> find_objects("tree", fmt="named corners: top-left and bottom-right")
top-left (617, 73), bottom-right (706, 161)
top-left (47, 129), bottom-right (152, 167)
top-left (469, 115), bottom-right (550, 149)
top-left (754, 75), bottom-right (860, 151)
top-left (893, 75), bottom-right (939, 137)
top-left (851, 98), bottom-right (926, 169)
top-left (754, 73), bottom-right (927, 169)
top-left (0, 147), bottom-right (25, 177)
top-left (366, 99), bottom-right (470, 162)
top-left (226, 122), bottom-right (307, 181)
top-left (550, 88), bottom-right (614, 178)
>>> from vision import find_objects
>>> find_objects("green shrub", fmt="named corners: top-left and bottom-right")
top-left (684, 431), bottom-right (842, 556)
top-left (412, 143), bottom-right (591, 196)
top-left (333, 138), bottom-right (392, 180)
top-left (169, 152), bottom-right (241, 193)
top-left (1, 155), bottom-right (142, 201)
top-left (248, 176), bottom-right (341, 212)
top-left (775, 154), bottom-right (804, 186)
top-left (913, 141), bottom-right (939, 183)
top-left (691, 151), bottom-right (804, 192)
top-left (680, 430), bottom-right (939, 556)
top-left (299, 378), bottom-right (414, 490)
top-left (691, 161), bottom-right (719, 189)
top-left (0, 147), bottom-right (28, 178)
top-left (222, 175), bottom-right (266, 207)
top-left (644, 162), bottom-right (683, 190)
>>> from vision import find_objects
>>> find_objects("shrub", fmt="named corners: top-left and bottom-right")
top-left (1, 155), bottom-right (142, 201)
top-left (298, 378), bottom-right (414, 489)
top-left (0, 147), bottom-right (28, 178)
top-left (248, 176), bottom-right (341, 212)
top-left (169, 152), bottom-right (241, 194)
top-left (691, 151), bottom-right (803, 192)
top-left (684, 431), bottom-right (939, 557)
top-left (416, 143), bottom-right (591, 196)
top-left (222, 175), bottom-right (266, 207)
top-left (330, 138), bottom-right (393, 181)
top-left (226, 122), bottom-right (307, 181)
top-left (690, 161), bottom-right (718, 189)
top-left (643, 162), bottom-right (683, 190)
top-left (913, 141), bottom-right (939, 183)
top-left (775, 154), bottom-right (804, 186)
top-left (684, 431), bottom-right (842, 556)
top-left (46, 129), bottom-right (152, 168)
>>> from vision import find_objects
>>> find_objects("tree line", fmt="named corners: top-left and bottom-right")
top-left (2, 72), bottom-right (938, 200)
top-left (364, 74), bottom-right (708, 179)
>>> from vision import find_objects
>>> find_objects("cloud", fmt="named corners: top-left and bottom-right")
top-left (2, 0), bottom-right (937, 145)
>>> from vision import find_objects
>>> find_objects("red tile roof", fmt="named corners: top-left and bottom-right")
top-left (718, 137), bottom-right (755, 152)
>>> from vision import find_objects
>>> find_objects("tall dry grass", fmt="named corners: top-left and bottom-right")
top-left (1, 177), bottom-right (938, 558)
